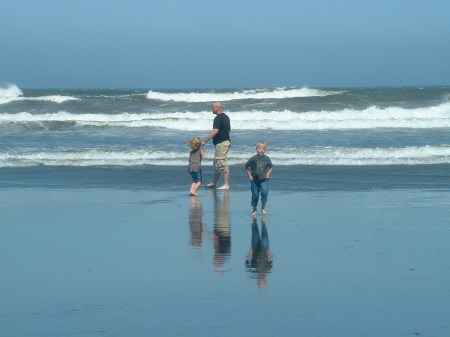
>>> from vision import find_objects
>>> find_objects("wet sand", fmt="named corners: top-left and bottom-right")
top-left (1, 187), bottom-right (449, 337)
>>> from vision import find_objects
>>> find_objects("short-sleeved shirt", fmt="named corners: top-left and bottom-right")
top-left (188, 149), bottom-right (202, 172)
top-left (212, 113), bottom-right (231, 145)
top-left (245, 154), bottom-right (273, 181)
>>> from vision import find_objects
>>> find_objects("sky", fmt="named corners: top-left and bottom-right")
top-left (1, 0), bottom-right (449, 89)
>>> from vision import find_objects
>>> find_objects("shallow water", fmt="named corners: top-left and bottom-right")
top-left (1, 188), bottom-right (449, 337)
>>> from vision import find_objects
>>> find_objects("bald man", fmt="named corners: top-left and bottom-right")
top-left (202, 102), bottom-right (231, 189)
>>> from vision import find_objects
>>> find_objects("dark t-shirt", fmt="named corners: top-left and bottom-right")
top-left (212, 113), bottom-right (231, 145)
top-left (245, 154), bottom-right (273, 181)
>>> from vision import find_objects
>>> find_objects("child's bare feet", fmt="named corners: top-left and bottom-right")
top-left (261, 208), bottom-right (268, 215)
top-left (190, 192), bottom-right (198, 196)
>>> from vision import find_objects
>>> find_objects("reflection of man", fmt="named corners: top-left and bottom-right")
top-left (213, 191), bottom-right (231, 275)
top-left (245, 217), bottom-right (273, 287)
top-left (189, 196), bottom-right (204, 247)
top-left (202, 102), bottom-right (231, 190)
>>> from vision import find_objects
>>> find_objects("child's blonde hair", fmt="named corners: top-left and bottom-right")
top-left (188, 137), bottom-right (202, 150)
top-left (256, 141), bottom-right (267, 149)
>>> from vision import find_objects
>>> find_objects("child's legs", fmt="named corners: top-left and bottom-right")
top-left (190, 182), bottom-right (196, 191)
top-left (260, 180), bottom-right (270, 208)
top-left (250, 180), bottom-right (260, 207)
top-left (193, 181), bottom-right (202, 192)
top-left (189, 171), bottom-right (202, 192)
top-left (194, 172), bottom-right (203, 192)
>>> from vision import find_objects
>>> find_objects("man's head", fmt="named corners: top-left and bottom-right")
top-left (212, 102), bottom-right (223, 115)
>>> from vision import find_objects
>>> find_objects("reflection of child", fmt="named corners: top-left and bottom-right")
top-left (245, 217), bottom-right (273, 288)
top-left (188, 137), bottom-right (206, 196)
top-left (244, 141), bottom-right (274, 216)
top-left (189, 196), bottom-right (204, 246)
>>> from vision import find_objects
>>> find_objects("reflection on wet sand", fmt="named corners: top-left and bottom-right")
top-left (189, 196), bottom-right (204, 247)
top-left (213, 190), bottom-right (231, 276)
top-left (246, 217), bottom-right (273, 287)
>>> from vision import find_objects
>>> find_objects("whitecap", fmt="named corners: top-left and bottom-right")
top-left (0, 84), bottom-right (23, 104)
top-left (1, 145), bottom-right (450, 167)
top-left (146, 87), bottom-right (342, 102)
top-left (0, 84), bottom-right (78, 104)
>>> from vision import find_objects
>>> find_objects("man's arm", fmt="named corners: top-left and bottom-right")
top-left (202, 128), bottom-right (219, 145)
top-left (200, 147), bottom-right (206, 159)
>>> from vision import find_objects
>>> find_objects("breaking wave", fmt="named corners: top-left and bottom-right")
top-left (146, 87), bottom-right (342, 102)
top-left (1, 145), bottom-right (450, 167)
top-left (0, 84), bottom-right (78, 104)
top-left (2, 103), bottom-right (450, 130)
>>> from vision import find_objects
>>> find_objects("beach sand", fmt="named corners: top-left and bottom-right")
top-left (1, 187), bottom-right (449, 337)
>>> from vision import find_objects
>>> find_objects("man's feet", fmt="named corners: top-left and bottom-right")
top-left (206, 183), bottom-right (229, 190)
top-left (189, 191), bottom-right (198, 196)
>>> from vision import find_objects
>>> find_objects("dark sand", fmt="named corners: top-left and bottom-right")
top-left (1, 188), bottom-right (449, 337)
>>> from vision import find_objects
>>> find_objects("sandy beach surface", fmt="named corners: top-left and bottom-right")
top-left (1, 187), bottom-right (449, 337)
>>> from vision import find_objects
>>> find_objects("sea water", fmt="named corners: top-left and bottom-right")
top-left (1, 84), bottom-right (449, 190)
top-left (1, 84), bottom-right (450, 337)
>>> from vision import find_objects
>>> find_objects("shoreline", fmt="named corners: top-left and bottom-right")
top-left (2, 163), bottom-right (450, 191)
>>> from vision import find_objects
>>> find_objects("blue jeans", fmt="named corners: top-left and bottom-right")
top-left (251, 179), bottom-right (269, 207)
top-left (189, 171), bottom-right (202, 183)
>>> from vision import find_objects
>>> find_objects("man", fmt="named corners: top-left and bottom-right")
top-left (202, 102), bottom-right (231, 190)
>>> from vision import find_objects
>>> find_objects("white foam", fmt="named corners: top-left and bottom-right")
top-left (0, 84), bottom-right (23, 104)
top-left (0, 149), bottom-right (193, 167)
top-left (2, 103), bottom-right (450, 130)
top-left (0, 84), bottom-right (78, 104)
top-left (146, 87), bottom-right (342, 102)
top-left (229, 103), bottom-right (450, 130)
top-left (26, 95), bottom-right (79, 103)
top-left (266, 145), bottom-right (450, 165)
top-left (1, 145), bottom-right (449, 167)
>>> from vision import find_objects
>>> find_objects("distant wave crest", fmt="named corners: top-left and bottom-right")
top-left (0, 84), bottom-right (79, 104)
top-left (0, 84), bottom-right (23, 104)
top-left (1, 145), bottom-right (450, 167)
top-left (2, 103), bottom-right (450, 131)
top-left (146, 87), bottom-right (342, 102)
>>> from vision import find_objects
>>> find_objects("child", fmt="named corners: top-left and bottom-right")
top-left (244, 141), bottom-right (274, 216)
top-left (188, 137), bottom-right (206, 196)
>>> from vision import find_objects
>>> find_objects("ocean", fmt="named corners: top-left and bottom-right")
top-left (2, 84), bottom-right (450, 337)
top-left (1, 84), bottom-right (449, 190)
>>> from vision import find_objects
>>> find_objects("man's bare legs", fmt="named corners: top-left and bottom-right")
top-left (217, 168), bottom-right (229, 189)
top-left (208, 168), bottom-right (229, 190)
top-left (207, 171), bottom-right (220, 188)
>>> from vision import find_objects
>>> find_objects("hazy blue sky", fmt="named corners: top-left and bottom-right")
top-left (2, 0), bottom-right (449, 88)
